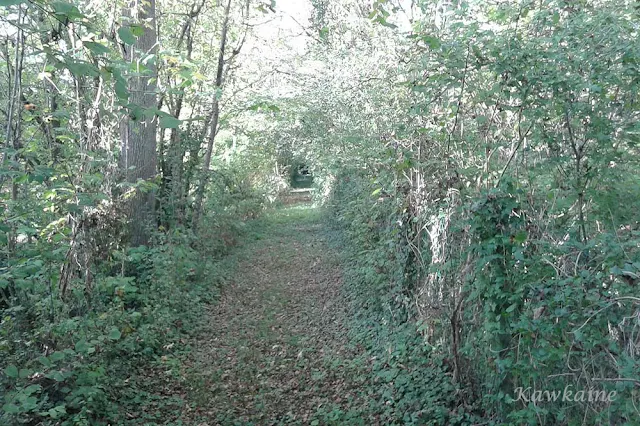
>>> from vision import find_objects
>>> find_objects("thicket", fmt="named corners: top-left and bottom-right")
top-left (0, 167), bottom-right (267, 424)
top-left (320, 1), bottom-right (640, 424)
top-left (0, 0), bottom-right (276, 423)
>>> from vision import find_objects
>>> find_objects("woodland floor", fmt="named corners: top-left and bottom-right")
top-left (179, 205), bottom-right (372, 425)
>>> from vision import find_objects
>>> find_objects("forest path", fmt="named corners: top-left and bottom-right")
top-left (181, 206), bottom-right (369, 425)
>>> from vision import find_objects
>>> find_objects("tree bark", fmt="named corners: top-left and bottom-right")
top-left (120, 0), bottom-right (158, 246)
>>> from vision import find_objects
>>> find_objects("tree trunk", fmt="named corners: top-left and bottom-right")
top-left (192, 0), bottom-right (232, 229)
top-left (159, 0), bottom-right (205, 228)
top-left (120, 0), bottom-right (158, 246)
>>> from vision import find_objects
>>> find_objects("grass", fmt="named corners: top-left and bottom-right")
top-left (175, 204), bottom-right (373, 425)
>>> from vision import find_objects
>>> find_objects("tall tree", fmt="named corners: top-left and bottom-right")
top-left (120, 0), bottom-right (159, 245)
top-left (158, 0), bottom-right (205, 227)
top-left (191, 0), bottom-right (233, 228)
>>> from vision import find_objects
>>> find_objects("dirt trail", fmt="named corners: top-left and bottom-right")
top-left (181, 207), bottom-right (368, 425)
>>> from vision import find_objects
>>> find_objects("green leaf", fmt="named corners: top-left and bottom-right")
top-left (74, 339), bottom-right (92, 353)
top-left (118, 27), bottom-right (137, 45)
top-left (371, 188), bottom-right (382, 196)
top-left (115, 80), bottom-right (129, 100)
top-left (46, 370), bottom-right (65, 382)
top-left (2, 403), bottom-right (19, 414)
top-left (83, 41), bottom-right (111, 56)
top-left (178, 67), bottom-right (193, 80)
top-left (22, 396), bottom-right (38, 410)
top-left (108, 328), bottom-right (122, 340)
top-left (378, 368), bottom-right (399, 382)
top-left (23, 384), bottom-right (41, 395)
top-left (159, 115), bottom-right (182, 129)
top-left (513, 231), bottom-right (527, 244)
top-left (4, 365), bottom-right (18, 378)
top-left (45, 405), bottom-right (67, 419)
top-left (374, 16), bottom-right (397, 29)
top-left (128, 105), bottom-right (144, 121)
top-left (143, 107), bottom-right (162, 118)
top-left (52, 1), bottom-right (84, 20)
top-left (130, 24), bottom-right (145, 37)
top-left (37, 356), bottom-right (52, 367)
top-left (421, 35), bottom-right (441, 49)
top-left (65, 60), bottom-right (100, 77)
top-left (49, 352), bottom-right (65, 362)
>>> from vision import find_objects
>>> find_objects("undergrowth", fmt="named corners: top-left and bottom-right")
top-left (324, 176), bottom-right (478, 425)
top-left (324, 164), bottom-right (640, 425)
top-left (0, 176), bottom-right (266, 425)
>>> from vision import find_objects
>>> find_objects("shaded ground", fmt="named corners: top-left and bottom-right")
top-left (280, 189), bottom-right (314, 206)
top-left (180, 206), bottom-right (370, 425)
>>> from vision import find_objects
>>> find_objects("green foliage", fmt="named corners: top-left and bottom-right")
top-left (306, 0), bottom-right (640, 423)
top-left (326, 169), bottom-right (483, 425)
top-left (0, 0), bottom-right (277, 416)
top-left (2, 0), bottom-right (640, 423)
top-left (0, 225), bottom-right (228, 424)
